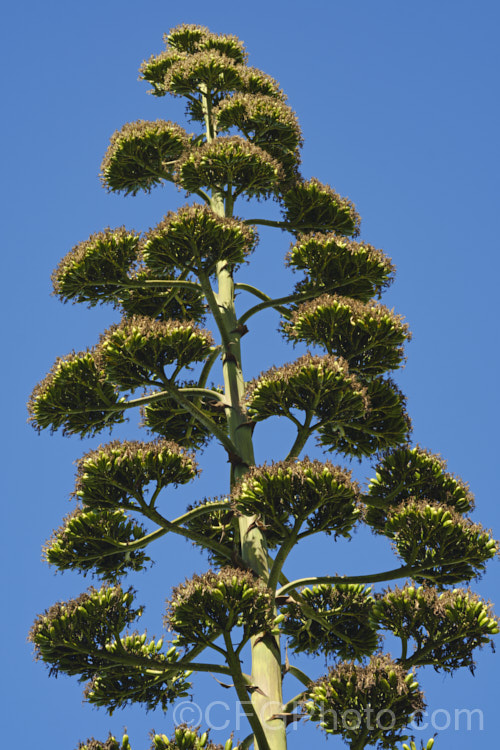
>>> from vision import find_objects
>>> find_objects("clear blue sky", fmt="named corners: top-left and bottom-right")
top-left (2, 1), bottom-right (499, 748)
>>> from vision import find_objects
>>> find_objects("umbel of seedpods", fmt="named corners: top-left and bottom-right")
top-left (28, 23), bottom-right (498, 750)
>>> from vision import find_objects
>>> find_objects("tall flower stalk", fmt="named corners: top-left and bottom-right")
top-left (29, 24), bottom-right (498, 750)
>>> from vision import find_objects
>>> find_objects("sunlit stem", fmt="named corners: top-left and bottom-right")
top-left (195, 82), bottom-right (287, 750)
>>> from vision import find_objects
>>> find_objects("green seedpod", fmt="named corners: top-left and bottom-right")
top-left (388, 669), bottom-right (398, 685)
top-left (245, 355), bottom-right (370, 455)
top-left (384, 500), bottom-right (497, 584)
top-left (29, 585), bottom-right (142, 681)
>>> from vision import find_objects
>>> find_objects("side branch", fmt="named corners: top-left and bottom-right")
top-left (198, 268), bottom-right (233, 351)
top-left (83, 278), bottom-right (203, 291)
top-left (96, 641), bottom-right (236, 678)
top-left (120, 385), bottom-right (242, 461)
top-left (275, 562), bottom-right (460, 597)
top-left (128, 496), bottom-right (235, 563)
top-left (238, 280), bottom-right (377, 327)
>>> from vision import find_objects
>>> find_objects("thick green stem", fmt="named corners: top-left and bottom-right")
top-left (193, 84), bottom-right (287, 749)
top-left (224, 634), bottom-right (271, 750)
top-left (207, 218), bottom-right (286, 750)
top-left (214, 255), bottom-right (286, 750)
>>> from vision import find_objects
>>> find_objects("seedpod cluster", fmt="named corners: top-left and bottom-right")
top-left (29, 23), bottom-right (497, 750)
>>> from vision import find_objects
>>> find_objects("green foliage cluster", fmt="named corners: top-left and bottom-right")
top-left (29, 22), bottom-right (498, 750)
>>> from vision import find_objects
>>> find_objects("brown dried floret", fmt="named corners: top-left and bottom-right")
top-left (183, 497), bottom-right (239, 564)
top-left (245, 352), bottom-right (359, 399)
top-left (216, 93), bottom-right (301, 146)
top-left (44, 507), bottom-right (150, 582)
top-left (142, 381), bottom-right (227, 450)
top-left (84, 633), bottom-right (190, 713)
top-left (141, 203), bottom-right (257, 276)
top-left (281, 583), bottom-right (379, 659)
top-left (140, 26), bottom-right (272, 103)
top-left (164, 24), bottom-right (247, 63)
top-left (165, 23), bottom-right (212, 52)
top-left (238, 66), bottom-right (286, 100)
top-left (29, 586), bottom-right (140, 678)
top-left (176, 135), bottom-right (284, 199)
top-left (119, 266), bottom-right (207, 323)
top-left (100, 120), bottom-right (190, 195)
top-left (283, 294), bottom-right (410, 374)
top-left (140, 48), bottom-right (183, 94)
top-left (140, 37), bottom-right (271, 126)
top-left (75, 736), bottom-right (124, 750)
